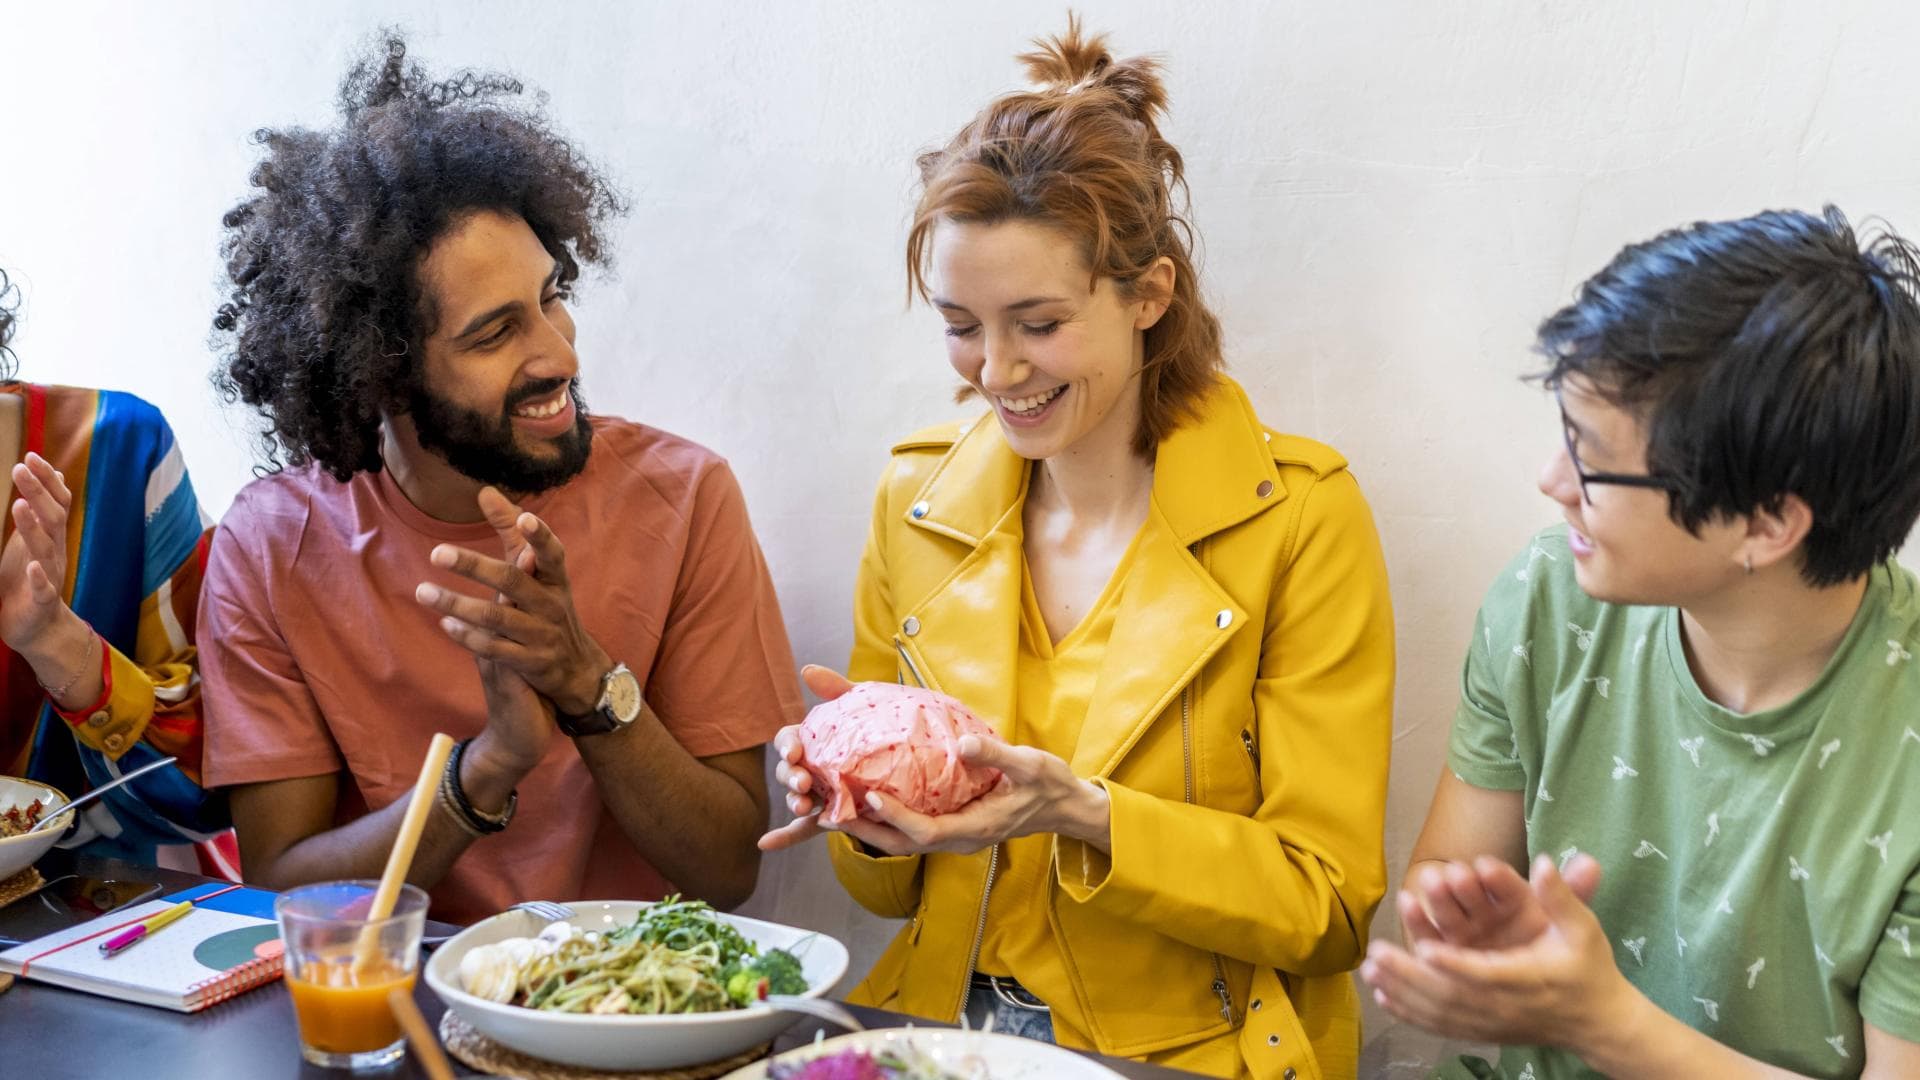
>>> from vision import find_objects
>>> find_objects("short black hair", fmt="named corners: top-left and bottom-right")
top-left (1535, 205), bottom-right (1920, 586)
top-left (0, 268), bottom-right (18, 379)
top-left (212, 33), bottom-right (625, 481)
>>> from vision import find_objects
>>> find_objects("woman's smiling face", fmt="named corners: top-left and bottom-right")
top-left (928, 218), bottom-right (1168, 462)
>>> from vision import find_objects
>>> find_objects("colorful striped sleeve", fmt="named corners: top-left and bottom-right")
top-left (63, 435), bottom-right (212, 768)
top-left (52, 388), bottom-right (227, 842)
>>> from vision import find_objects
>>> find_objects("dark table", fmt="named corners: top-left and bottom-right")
top-left (0, 851), bottom-right (1201, 1078)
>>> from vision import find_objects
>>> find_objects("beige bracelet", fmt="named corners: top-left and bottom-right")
top-left (38, 631), bottom-right (99, 703)
top-left (436, 770), bottom-right (488, 839)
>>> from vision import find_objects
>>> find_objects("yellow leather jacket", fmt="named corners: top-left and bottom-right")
top-left (828, 376), bottom-right (1394, 1079)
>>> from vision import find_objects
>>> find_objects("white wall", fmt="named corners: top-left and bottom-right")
top-left (8, 0), bottom-right (1919, 1048)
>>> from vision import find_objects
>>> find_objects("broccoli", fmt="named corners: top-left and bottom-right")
top-left (723, 947), bottom-right (808, 1005)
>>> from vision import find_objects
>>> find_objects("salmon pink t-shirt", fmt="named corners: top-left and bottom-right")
top-left (200, 418), bottom-right (803, 923)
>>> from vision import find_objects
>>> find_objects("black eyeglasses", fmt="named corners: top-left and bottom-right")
top-left (1556, 391), bottom-right (1678, 505)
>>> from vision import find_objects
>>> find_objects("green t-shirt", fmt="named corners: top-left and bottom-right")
top-left (1441, 525), bottom-right (1920, 1079)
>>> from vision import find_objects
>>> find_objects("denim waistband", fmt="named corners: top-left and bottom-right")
top-left (968, 972), bottom-right (1050, 1012)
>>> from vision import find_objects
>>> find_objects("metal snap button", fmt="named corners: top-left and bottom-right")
top-left (1215, 609), bottom-right (1233, 630)
top-left (88, 710), bottom-right (111, 729)
top-left (910, 501), bottom-right (930, 519)
top-left (1268, 1034), bottom-right (1281, 1047)
top-left (1256, 480), bottom-right (1274, 498)
top-left (1250, 998), bottom-right (1262, 1011)
top-left (103, 733), bottom-right (128, 753)
top-left (902, 617), bottom-right (921, 637)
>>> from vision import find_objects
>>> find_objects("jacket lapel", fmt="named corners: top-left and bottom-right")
top-left (1069, 498), bottom-right (1243, 777)
top-left (1072, 379), bottom-right (1286, 773)
top-left (896, 512), bottom-right (1024, 739)
top-left (894, 424), bottom-right (1026, 735)
top-left (896, 377), bottom-right (1287, 767)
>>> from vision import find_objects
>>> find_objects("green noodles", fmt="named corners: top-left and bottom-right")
top-left (488, 896), bottom-right (809, 1015)
top-left (518, 934), bottom-right (735, 1014)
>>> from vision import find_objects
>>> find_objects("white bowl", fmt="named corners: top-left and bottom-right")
top-left (425, 900), bottom-right (850, 1071)
top-left (0, 777), bottom-right (72, 881)
top-left (722, 1028), bottom-right (1126, 1079)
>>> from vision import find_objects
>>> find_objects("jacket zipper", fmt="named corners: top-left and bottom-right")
top-left (1241, 728), bottom-right (1261, 775)
top-left (894, 637), bottom-right (929, 689)
top-left (1182, 685), bottom-right (1236, 1024)
top-left (894, 632), bottom-right (997, 1020)
top-left (955, 843), bottom-right (999, 1020)
top-left (1183, 541), bottom-right (1236, 1025)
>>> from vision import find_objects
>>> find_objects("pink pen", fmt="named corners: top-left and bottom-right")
top-left (99, 900), bottom-right (195, 957)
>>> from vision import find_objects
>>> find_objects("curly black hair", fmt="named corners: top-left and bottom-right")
top-left (212, 33), bottom-right (625, 481)
top-left (0, 269), bottom-right (18, 380)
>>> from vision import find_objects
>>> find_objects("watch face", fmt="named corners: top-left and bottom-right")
top-left (606, 666), bottom-right (643, 724)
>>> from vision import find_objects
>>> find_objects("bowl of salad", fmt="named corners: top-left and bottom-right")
top-left (424, 896), bottom-right (849, 1070)
top-left (0, 776), bottom-right (70, 882)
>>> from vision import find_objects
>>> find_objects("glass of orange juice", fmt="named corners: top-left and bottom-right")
top-left (274, 881), bottom-right (429, 1069)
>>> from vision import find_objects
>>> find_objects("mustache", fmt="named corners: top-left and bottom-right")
top-left (504, 377), bottom-right (577, 410)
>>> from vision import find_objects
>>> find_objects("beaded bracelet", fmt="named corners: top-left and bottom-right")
top-left (441, 737), bottom-right (516, 835)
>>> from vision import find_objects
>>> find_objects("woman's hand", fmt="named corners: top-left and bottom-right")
top-left (757, 665), bottom-right (853, 851)
top-left (0, 453), bottom-right (76, 653)
top-left (850, 736), bottom-right (1111, 856)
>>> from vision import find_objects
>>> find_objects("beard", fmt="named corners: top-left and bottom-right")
top-left (407, 376), bottom-right (594, 494)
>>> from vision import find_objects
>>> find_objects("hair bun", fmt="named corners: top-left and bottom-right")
top-left (1018, 13), bottom-right (1167, 125)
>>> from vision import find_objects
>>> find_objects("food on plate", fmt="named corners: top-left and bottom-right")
top-left (0, 798), bottom-right (45, 838)
top-left (768, 1046), bottom-right (979, 1080)
top-left (458, 896), bottom-right (809, 1014)
top-left (798, 683), bottom-right (1003, 823)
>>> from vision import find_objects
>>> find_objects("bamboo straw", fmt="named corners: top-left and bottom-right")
top-left (354, 732), bottom-right (454, 974)
top-left (389, 987), bottom-right (457, 1080)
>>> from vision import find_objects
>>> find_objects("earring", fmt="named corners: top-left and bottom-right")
top-left (1744, 553), bottom-right (1754, 576)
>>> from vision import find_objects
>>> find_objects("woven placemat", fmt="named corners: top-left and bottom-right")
top-left (0, 866), bottom-right (44, 909)
top-left (438, 1010), bottom-right (771, 1080)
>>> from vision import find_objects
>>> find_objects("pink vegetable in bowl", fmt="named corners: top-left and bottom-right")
top-left (768, 1049), bottom-right (890, 1080)
top-left (798, 683), bottom-right (1003, 823)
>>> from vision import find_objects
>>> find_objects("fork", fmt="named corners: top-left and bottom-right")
top-left (756, 994), bottom-right (866, 1032)
top-left (422, 899), bottom-right (577, 948)
top-left (509, 900), bottom-right (577, 923)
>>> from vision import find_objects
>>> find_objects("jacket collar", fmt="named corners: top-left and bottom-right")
top-left (905, 376), bottom-right (1283, 548)
top-left (894, 376), bottom-right (1283, 777)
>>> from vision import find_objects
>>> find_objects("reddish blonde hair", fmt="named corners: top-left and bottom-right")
top-left (906, 16), bottom-right (1224, 456)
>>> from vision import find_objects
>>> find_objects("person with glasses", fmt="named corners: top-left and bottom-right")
top-left (1363, 207), bottom-right (1920, 1078)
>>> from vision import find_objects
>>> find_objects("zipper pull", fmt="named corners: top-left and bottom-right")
top-left (1212, 977), bottom-right (1233, 1021)
top-left (1241, 729), bottom-right (1260, 771)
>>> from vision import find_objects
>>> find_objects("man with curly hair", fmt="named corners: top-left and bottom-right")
top-left (199, 38), bottom-right (802, 920)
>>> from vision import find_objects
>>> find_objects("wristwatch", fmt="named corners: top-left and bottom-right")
top-left (557, 662), bottom-right (642, 737)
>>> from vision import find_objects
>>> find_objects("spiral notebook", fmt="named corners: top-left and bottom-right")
top-left (0, 882), bottom-right (284, 1012)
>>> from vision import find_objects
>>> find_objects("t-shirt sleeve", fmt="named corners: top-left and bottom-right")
top-left (1859, 863), bottom-right (1920, 1042)
top-left (642, 462), bottom-right (804, 758)
top-left (199, 503), bottom-right (345, 787)
top-left (1446, 543), bottom-right (1535, 792)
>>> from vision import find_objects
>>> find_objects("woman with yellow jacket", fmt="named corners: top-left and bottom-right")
top-left (761, 20), bottom-right (1394, 1079)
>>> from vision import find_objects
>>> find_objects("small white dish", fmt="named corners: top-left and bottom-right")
top-left (722, 1027), bottom-right (1126, 1079)
top-left (424, 900), bottom-right (850, 1071)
